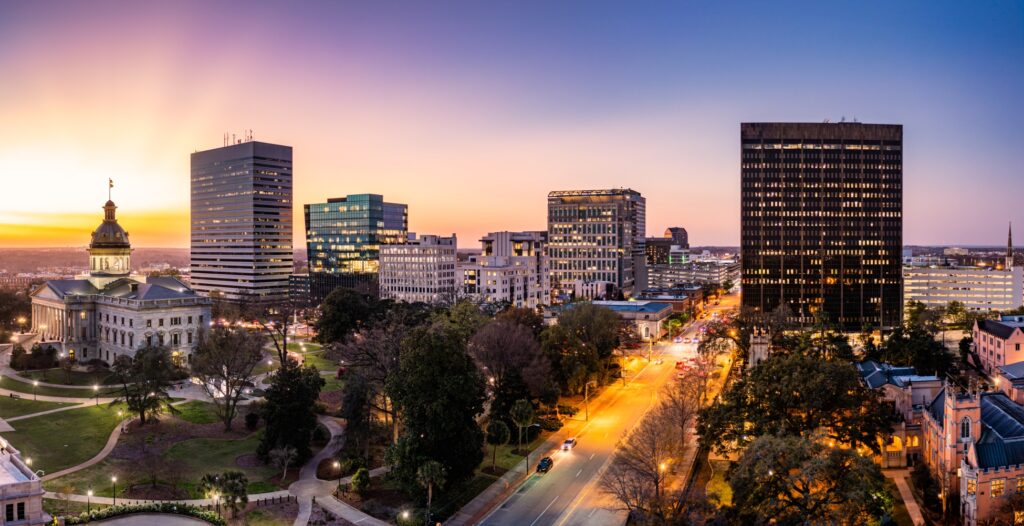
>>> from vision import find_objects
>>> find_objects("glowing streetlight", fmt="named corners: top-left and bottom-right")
top-left (333, 460), bottom-right (342, 494)
top-left (111, 476), bottom-right (117, 506)
top-left (93, 384), bottom-right (100, 406)
top-left (87, 489), bottom-right (93, 513)
top-left (32, 380), bottom-right (38, 400)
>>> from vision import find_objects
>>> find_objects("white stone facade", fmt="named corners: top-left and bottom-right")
top-left (379, 234), bottom-right (458, 304)
top-left (461, 231), bottom-right (550, 309)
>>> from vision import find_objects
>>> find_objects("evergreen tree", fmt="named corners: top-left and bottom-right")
top-left (258, 360), bottom-right (325, 464)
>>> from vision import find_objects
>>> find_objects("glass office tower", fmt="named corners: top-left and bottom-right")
top-left (740, 122), bottom-right (903, 330)
top-left (190, 141), bottom-right (293, 304)
top-left (304, 194), bottom-right (407, 304)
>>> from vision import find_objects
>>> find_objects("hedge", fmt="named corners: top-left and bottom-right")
top-left (62, 502), bottom-right (225, 525)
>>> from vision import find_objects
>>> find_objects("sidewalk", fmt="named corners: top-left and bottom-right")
top-left (884, 469), bottom-right (926, 526)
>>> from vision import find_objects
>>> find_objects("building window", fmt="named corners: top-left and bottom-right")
top-left (993, 478), bottom-right (1005, 498)
top-left (961, 417), bottom-right (971, 439)
top-left (16, 502), bottom-right (22, 520)
top-left (1016, 477), bottom-right (1024, 494)
top-left (188, 316), bottom-right (193, 324)
top-left (5, 503), bottom-right (12, 522)
top-left (968, 478), bottom-right (977, 496)
top-left (159, 319), bottom-right (164, 327)
top-left (146, 319), bottom-right (152, 328)
top-left (187, 332), bottom-right (193, 344)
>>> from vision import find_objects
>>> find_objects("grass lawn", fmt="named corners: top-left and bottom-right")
top-left (479, 430), bottom-right (553, 473)
top-left (0, 396), bottom-right (74, 419)
top-left (52, 432), bottom-right (281, 498)
top-left (300, 352), bottom-right (336, 372)
top-left (885, 479), bottom-right (914, 526)
top-left (286, 342), bottom-right (322, 353)
top-left (164, 434), bottom-right (281, 496)
top-left (0, 374), bottom-right (116, 398)
top-left (174, 400), bottom-right (221, 425)
top-left (253, 359), bottom-right (280, 376)
top-left (321, 375), bottom-right (345, 392)
top-left (705, 459), bottom-right (732, 506)
top-left (17, 368), bottom-right (118, 386)
top-left (5, 403), bottom-right (125, 474)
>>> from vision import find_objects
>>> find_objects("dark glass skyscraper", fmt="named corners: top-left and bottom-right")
top-left (304, 194), bottom-right (407, 304)
top-left (190, 141), bottom-right (293, 303)
top-left (740, 122), bottom-right (903, 330)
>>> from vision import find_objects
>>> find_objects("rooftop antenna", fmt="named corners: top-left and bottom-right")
top-left (108, 178), bottom-right (113, 201)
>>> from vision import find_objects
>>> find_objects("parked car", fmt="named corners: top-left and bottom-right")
top-left (682, 337), bottom-right (691, 344)
top-left (562, 438), bottom-right (578, 450)
top-left (537, 457), bottom-right (554, 473)
top-left (673, 336), bottom-right (683, 344)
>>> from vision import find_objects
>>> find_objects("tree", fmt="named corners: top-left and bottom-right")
top-left (495, 307), bottom-right (545, 338)
top-left (269, 445), bottom-right (298, 481)
top-left (698, 353), bottom-right (896, 455)
top-left (510, 399), bottom-right (534, 455)
top-left (658, 372), bottom-right (702, 447)
top-left (721, 279), bottom-right (735, 292)
top-left (485, 420), bottom-right (510, 472)
top-left (725, 435), bottom-right (890, 525)
top-left (192, 327), bottom-right (265, 430)
top-left (877, 325), bottom-right (954, 376)
top-left (339, 372), bottom-right (373, 457)
top-left (600, 412), bottom-right (677, 519)
top-left (540, 303), bottom-right (620, 391)
top-left (470, 320), bottom-right (552, 412)
top-left (432, 300), bottom-right (488, 346)
top-left (385, 323), bottom-right (486, 492)
top-left (959, 336), bottom-right (974, 365)
top-left (417, 460), bottom-right (446, 524)
top-left (59, 354), bottom-right (75, 385)
top-left (946, 300), bottom-right (967, 329)
top-left (258, 361), bottom-right (325, 465)
top-left (350, 467), bottom-right (370, 497)
top-left (199, 471), bottom-right (249, 518)
top-left (109, 346), bottom-right (180, 425)
top-left (315, 287), bottom-right (391, 344)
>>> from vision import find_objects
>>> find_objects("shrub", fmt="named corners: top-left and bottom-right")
top-left (245, 412), bottom-right (260, 431)
top-left (537, 416), bottom-right (563, 432)
top-left (350, 467), bottom-right (370, 496)
top-left (63, 502), bottom-right (225, 525)
top-left (557, 405), bottom-right (579, 416)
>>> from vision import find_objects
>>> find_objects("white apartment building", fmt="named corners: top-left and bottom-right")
top-left (461, 231), bottom-right (551, 309)
top-left (647, 260), bottom-right (741, 288)
top-left (379, 234), bottom-right (457, 304)
top-left (903, 265), bottom-right (1023, 312)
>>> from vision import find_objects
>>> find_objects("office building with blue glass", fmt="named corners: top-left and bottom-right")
top-left (304, 194), bottom-right (407, 304)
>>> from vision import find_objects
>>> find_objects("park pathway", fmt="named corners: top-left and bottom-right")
top-left (885, 469), bottom-right (927, 526)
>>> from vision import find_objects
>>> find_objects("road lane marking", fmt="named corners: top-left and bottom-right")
top-left (530, 495), bottom-right (559, 526)
top-left (589, 453), bottom-right (595, 461)
top-left (576, 469), bottom-right (582, 478)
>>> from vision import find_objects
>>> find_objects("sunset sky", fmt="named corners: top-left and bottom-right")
top-left (1, 1), bottom-right (1022, 248)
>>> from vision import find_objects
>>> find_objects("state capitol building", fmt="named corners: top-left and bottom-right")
top-left (29, 195), bottom-right (212, 365)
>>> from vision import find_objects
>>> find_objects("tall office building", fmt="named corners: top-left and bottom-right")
top-left (740, 122), bottom-right (903, 330)
top-left (304, 194), bottom-right (407, 304)
top-left (461, 231), bottom-right (551, 309)
top-left (548, 189), bottom-right (646, 296)
top-left (380, 234), bottom-right (458, 304)
top-left (646, 227), bottom-right (689, 266)
top-left (190, 141), bottom-right (293, 303)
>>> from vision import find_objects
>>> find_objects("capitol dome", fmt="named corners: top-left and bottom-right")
top-left (90, 200), bottom-right (131, 249)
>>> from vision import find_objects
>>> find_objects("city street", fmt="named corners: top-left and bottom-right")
top-left (479, 294), bottom-right (739, 526)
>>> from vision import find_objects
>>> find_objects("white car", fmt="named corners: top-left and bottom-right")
top-left (562, 438), bottom-right (578, 450)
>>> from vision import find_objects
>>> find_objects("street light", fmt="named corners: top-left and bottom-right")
top-left (87, 489), bottom-right (93, 513)
top-left (32, 380), bottom-right (38, 401)
top-left (584, 380), bottom-right (599, 421)
top-left (333, 460), bottom-right (341, 495)
top-left (111, 476), bottom-right (117, 506)
top-left (16, 317), bottom-right (25, 334)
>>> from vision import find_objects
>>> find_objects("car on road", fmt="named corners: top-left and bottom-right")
top-left (682, 337), bottom-right (691, 344)
top-left (537, 457), bottom-right (553, 473)
top-left (562, 438), bottom-right (578, 450)
top-left (673, 336), bottom-right (682, 343)
top-left (654, 358), bottom-right (664, 365)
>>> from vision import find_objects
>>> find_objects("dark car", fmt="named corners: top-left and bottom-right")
top-left (537, 457), bottom-right (553, 473)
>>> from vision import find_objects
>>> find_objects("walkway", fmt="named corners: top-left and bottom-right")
top-left (885, 469), bottom-right (926, 526)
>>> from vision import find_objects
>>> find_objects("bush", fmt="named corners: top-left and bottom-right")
top-left (350, 467), bottom-right (370, 496)
top-left (910, 462), bottom-right (942, 512)
top-left (314, 401), bottom-right (328, 415)
top-left (312, 423), bottom-right (330, 446)
top-left (537, 416), bottom-right (563, 431)
top-left (63, 502), bottom-right (225, 525)
top-left (557, 405), bottom-right (579, 416)
top-left (245, 412), bottom-right (260, 431)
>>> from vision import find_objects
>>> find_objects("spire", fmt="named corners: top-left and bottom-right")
top-left (1009, 222), bottom-right (1015, 269)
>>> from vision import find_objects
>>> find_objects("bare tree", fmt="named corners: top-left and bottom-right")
top-left (328, 320), bottom-right (403, 441)
top-left (192, 327), bottom-right (265, 430)
top-left (269, 445), bottom-right (298, 481)
top-left (659, 372), bottom-right (702, 446)
top-left (469, 320), bottom-right (551, 396)
top-left (601, 414), bottom-right (678, 519)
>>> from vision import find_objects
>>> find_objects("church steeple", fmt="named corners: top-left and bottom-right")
top-left (1008, 222), bottom-right (1015, 270)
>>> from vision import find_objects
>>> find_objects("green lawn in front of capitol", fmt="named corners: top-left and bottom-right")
top-left (0, 396), bottom-right (74, 419)
top-left (16, 367), bottom-right (119, 386)
top-left (4, 403), bottom-right (126, 475)
top-left (0, 373), bottom-right (117, 398)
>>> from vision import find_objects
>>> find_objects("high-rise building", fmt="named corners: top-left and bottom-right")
top-left (740, 122), bottom-right (903, 330)
top-left (304, 194), bottom-right (407, 304)
top-left (461, 231), bottom-right (550, 309)
top-left (645, 227), bottom-right (689, 265)
top-left (190, 141), bottom-right (293, 303)
top-left (548, 189), bottom-right (646, 296)
top-left (380, 234), bottom-right (458, 304)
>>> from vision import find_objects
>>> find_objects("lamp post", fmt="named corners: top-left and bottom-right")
top-left (93, 384), bottom-right (99, 406)
top-left (584, 380), bottom-right (598, 421)
top-left (32, 380), bottom-right (38, 401)
top-left (111, 475), bottom-right (117, 506)
top-left (87, 489), bottom-right (93, 514)
top-left (16, 316), bottom-right (25, 334)
top-left (333, 460), bottom-right (341, 495)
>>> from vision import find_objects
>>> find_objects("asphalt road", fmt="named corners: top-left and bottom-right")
top-left (480, 294), bottom-right (739, 526)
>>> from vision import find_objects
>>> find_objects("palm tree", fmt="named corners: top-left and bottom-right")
top-left (510, 399), bottom-right (534, 455)
top-left (417, 460), bottom-right (446, 525)
top-left (486, 420), bottom-right (510, 472)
